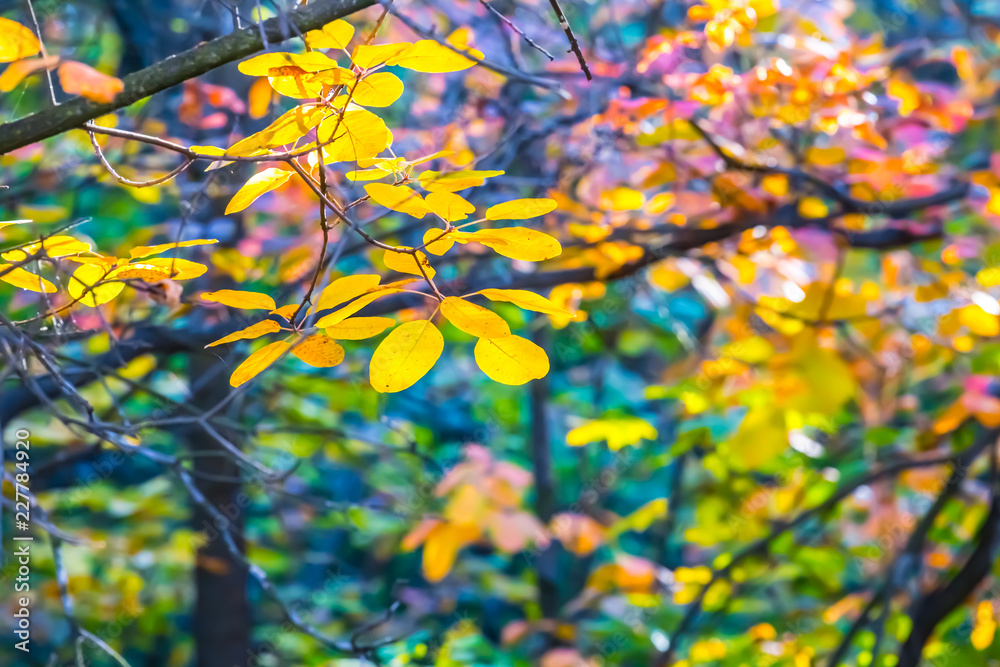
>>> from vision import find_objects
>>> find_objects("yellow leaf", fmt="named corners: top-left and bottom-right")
top-left (474, 334), bottom-right (549, 385)
top-left (467, 227), bottom-right (562, 261)
top-left (2, 236), bottom-right (91, 262)
top-left (888, 79), bottom-right (921, 116)
top-left (238, 51), bottom-right (340, 76)
top-left (798, 197), bottom-right (828, 218)
top-left (477, 288), bottom-right (576, 316)
top-left (566, 417), bottom-right (657, 451)
top-left (270, 304), bottom-right (299, 319)
top-left (370, 319), bottom-right (444, 393)
top-left (0, 264), bottom-right (56, 293)
top-left (318, 108), bottom-right (392, 163)
top-left (422, 228), bottom-right (455, 255)
top-left (977, 267), bottom-right (1000, 287)
top-left (441, 296), bottom-right (510, 337)
top-left (57, 62), bottom-right (123, 103)
top-left (291, 334), bottom-right (345, 367)
top-left (106, 263), bottom-right (173, 282)
top-left (226, 168), bottom-right (292, 214)
top-left (728, 405), bottom-right (787, 468)
top-left (382, 247), bottom-right (436, 278)
top-left (426, 192), bottom-right (475, 222)
top-left (229, 341), bottom-right (289, 387)
top-left (314, 288), bottom-right (404, 327)
top-left (388, 40), bottom-right (484, 73)
top-left (226, 105), bottom-right (328, 157)
top-left (67, 264), bottom-right (124, 306)
top-left (959, 304), bottom-right (999, 337)
top-left (129, 239), bottom-right (218, 259)
top-left (485, 198), bottom-right (557, 220)
top-left (313, 274), bottom-right (382, 313)
top-left (269, 68), bottom-right (354, 99)
top-left (806, 146), bottom-right (846, 166)
top-left (349, 71), bottom-right (404, 107)
top-left (761, 173), bottom-right (788, 196)
top-left (304, 19), bottom-right (354, 49)
top-left (351, 43), bottom-right (411, 69)
top-left (248, 77), bottom-right (273, 118)
top-left (324, 316), bottom-right (395, 339)
top-left (607, 498), bottom-right (669, 539)
top-left (206, 320), bottom-right (281, 347)
top-left (0, 219), bottom-right (32, 231)
top-left (599, 187), bottom-right (644, 212)
top-left (201, 289), bottom-right (277, 310)
top-left (364, 183), bottom-right (429, 218)
top-left (0, 18), bottom-right (40, 62)
top-left (422, 522), bottom-right (467, 582)
top-left (346, 167), bottom-right (390, 182)
top-left (139, 257), bottom-right (206, 280)
top-left (419, 169), bottom-right (504, 193)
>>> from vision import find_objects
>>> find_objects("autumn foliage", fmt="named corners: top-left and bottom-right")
top-left (3, 1), bottom-right (1000, 666)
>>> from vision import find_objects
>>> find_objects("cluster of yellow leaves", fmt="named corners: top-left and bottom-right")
top-left (0, 224), bottom-right (214, 305)
top-left (0, 17), bottom-right (123, 101)
top-left (401, 445), bottom-right (546, 582)
top-left (565, 416), bottom-right (658, 451)
top-left (687, 0), bottom-right (779, 51)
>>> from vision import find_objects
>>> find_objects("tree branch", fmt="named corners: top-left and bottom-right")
top-left (0, 0), bottom-right (375, 155)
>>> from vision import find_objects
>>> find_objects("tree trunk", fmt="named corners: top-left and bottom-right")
top-left (186, 355), bottom-right (251, 667)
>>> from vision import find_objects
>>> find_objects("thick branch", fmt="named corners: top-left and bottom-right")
top-left (0, 0), bottom-right (374, 155)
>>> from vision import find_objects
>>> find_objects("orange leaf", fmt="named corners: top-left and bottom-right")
top-left (58, 62), bottom-right (123, 103)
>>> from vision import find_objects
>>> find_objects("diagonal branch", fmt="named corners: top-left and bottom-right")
top-left (0, 0), bottom-right (375, 155)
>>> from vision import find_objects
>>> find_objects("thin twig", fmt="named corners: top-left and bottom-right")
top-left (546, 0), bottom-right (592, 79)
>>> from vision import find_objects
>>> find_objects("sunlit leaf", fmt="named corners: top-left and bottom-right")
top-left (129, 239), bottom-right (218, 259)
top-left (370, 319), bottom-right (444, 393)
top-left (324, 316), bottom-right (395, 339)
top-left (477, 288), bottom-right (576, 316)
top-left (318, 108), bottom-right (392, 163)
top-left (388, 40), bottom-right (484, 73)
top-left (0, 17), bottom-right (40, 62)
top-left (364, 183), bottom-right (429, 218)
top-left (422, 228), bottom-right (455, 255)
top-left (206, 320), bottom-right (281, 347)
top-left (349, 71), bottom-right (404, 107)
top-left (382, 247), bottom-right (436, 278)
top-left (68, 263), bottom-right (123, 306)
top-left (314, 288), bottom-right (405, 327)
top-left (351, 43), bottom-right (411, 69)
top-left (226, 105), bottom-right (328, 157)
top-left (225, 167), bottom-right (292, 214)
top-left (304, 19), bottom-right (355, 49)
top-left (419, 169), bottom-right (504, 193)
top-left (201, 289), bottom-right (277, 310)
top-left (0, 264), bottom-right (56, 293)
top-left (139, 258), bottom-right (207, 280)
top-left (467, 227), bottom-right (562, 261)
top-left (474, 334), bottom-right (549, 385)
top-left (291, 334), bottom-right (345, 367)
top-left (441, 296), bottom-right (510, 337)
top-left (2, 236), bottom-right (91, 262)
top-left (238, 51), bottom-right (340, 76)
top-left (426, 192), bottom-right (475, 222)
top-left (313, 274), bottom-right (383, 313)
top-left (566, 417), bottom-right (657, 451)
top-left (485, 198), bottom-right (557, 220)
top-left (229, 341), bottom-right (289, 387)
